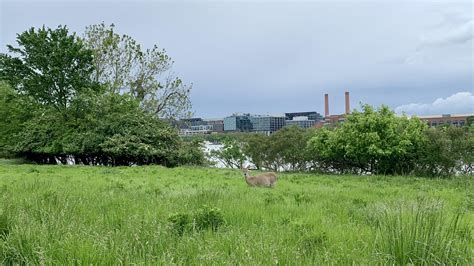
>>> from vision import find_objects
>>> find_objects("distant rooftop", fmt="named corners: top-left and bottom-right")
top-left (411, 113), bottom-right (474, 119)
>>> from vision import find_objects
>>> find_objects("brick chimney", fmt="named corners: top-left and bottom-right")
top-left (345, 91), bottom-right (350, 115)
top-left (324, 93), bottom-right (329, 117)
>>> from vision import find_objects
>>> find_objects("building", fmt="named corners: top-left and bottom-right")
top-left (179, 125), bottom-right (214, 136)
top-left (416, 114), bottom-right (473, 127)
top-left (317, 91), bottom-right (351, 127)
top-left (224, 114), bottom-right (253, 132)
top-left (178, 117), bottom-right (225, 136)
top-left (251, 115), bottom-right (286, 135)
top-left (285, 111), bottom-right (323, 121)
top-left (286, 116), bottom-right (317, 128)
top-left (205, 119), bottom-right (224, 132)
top-left (285, 111), bottom-right (322, 129)
top-left (178, 118), bottom-right (207, 128)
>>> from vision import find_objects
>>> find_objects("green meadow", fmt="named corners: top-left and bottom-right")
top-left (0, 162), bottom-right (472, 264)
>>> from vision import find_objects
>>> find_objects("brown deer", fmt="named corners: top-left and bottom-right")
top-left (241, 166), bottom-right (277, 188)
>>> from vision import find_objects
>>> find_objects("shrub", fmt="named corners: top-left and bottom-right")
top-left (194, 205), bottom-right (226, 232)
top-left (299, 232), bottom-right (328, 255)
top-left (210, 138), bottom-right (245, 169)
top-left (416, 126), bottom-right (474, 177)
top-left (0, 211), bottom-right (11, 240)
top-left (169, 139), bottom-right (207, 167)
top-left (167, 212), bottom-right (191, 236)
top-left (307, 105), bottom-right (427, 175)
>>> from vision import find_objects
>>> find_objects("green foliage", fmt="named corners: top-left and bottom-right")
top-left (0, 82), bottom-right (33, 157)
top-left (268, 126), bottom-right (314, 171)
top-left (0, 25), bottom-right (202, 167)
top-left (0, 212), bottom-right (11, 240)
top-left (299, 232), bottom-right (328, 255)
top-left (0, 26), bottom-right (97, 112)
top-left (83, 23), bottom-right (192, 120)
top-left (170, 139), bottom-right (208, 166)
top-left (167, 206), bottom-right (225, 236)
top-left (5, 91), bottom-right (183, 165)
top-left (167, 212), bottom-right (191, 236)
top-left (417, 126), bottom-right (474, 176)
top-left (242, 133), bottom-right (270, 170)
top-left (308, 105), bottom-right (427, 175)
top-left (0, 165), bottom-right (471, 264)
top-left (374, 198), bottom-right (470, 265)
top-left (194, 205), bottom-right (226, 232)
top-left (210, 138), bottom-right (245, 168)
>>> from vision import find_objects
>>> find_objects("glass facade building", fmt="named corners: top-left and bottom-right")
top-left (224, 115), bottom-right (252, 132)
top-left (250, 115), bottom-right (286, 135)
top-left (285, 119), bottom-right (316, 128)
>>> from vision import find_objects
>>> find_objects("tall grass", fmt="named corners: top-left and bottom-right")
top-left (0, 163), bottom-right (472, 264)
top-left (374, 198), bottom-right (471, 265)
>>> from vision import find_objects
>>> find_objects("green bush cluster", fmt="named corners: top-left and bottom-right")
top-left (0, 26), bottom-right (205, 166)
top-left (210, 105), bottom-right (473, 177)
top-left (308, 105), bottom-right (473, 176)
top-left (167, 206), bottom-right (226, 236)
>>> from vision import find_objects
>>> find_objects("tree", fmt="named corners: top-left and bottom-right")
top-left (307, 105), bottom-right (427, 175)
top-left (270, 126), bottom-right (314, 171)
top-left (0, 26), bottom-right (97, 113)
top-left (210, 138), bottom-right (245, 169)
top-left (417, 126), bottom-right (474, 176)
top-left (83, 23), bottom-right (192, 119)
top-left (243, 133), bottom-right (269, 170)
top-left (0, 81), bottom-right (36, 157)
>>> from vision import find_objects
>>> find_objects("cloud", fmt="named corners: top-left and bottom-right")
top-left (395, 92), bottom-right (474, 115)
top-left (417, 20), bottom-right (473, 50)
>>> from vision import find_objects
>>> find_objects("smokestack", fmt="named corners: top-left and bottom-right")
top-left (345, 91), bottom-right (350, 115)
top-left (324, 94), bottom-right (329, 117)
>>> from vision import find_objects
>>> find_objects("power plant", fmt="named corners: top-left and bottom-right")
top-left (179, 90), bottom-right (472, 135)
top-left (319, 91), bottom-right (351, 126)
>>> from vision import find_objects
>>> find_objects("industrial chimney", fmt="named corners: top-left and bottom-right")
top-left (345, 91), bottom-right (350, 114)
top-left (324, 93), bottom-right (329, 117)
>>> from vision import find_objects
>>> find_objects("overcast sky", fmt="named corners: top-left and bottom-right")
top-left (1, 0), bottom-right (473, 118)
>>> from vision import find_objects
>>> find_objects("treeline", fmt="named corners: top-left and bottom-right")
top-left (210, 105), bottom-right (473, 177)
top-left (0, 25), bottom-right (204, 166)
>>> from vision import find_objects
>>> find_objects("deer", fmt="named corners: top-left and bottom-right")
top-left (241, 166), bottom-right (277, 188)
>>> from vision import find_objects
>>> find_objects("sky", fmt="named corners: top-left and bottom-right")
top-left (1, 0), bottom-right (473, 118)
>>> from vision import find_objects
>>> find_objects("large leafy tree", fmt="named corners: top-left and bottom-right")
top-left (0, 26), bottom-right (96, 112)
top-left (307, 105), bottom-right (427, 175)
top-left (84, 23), bottom-right (192, 119)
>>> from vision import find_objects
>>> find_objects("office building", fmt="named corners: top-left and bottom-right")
top-left (251, 115), bottom-right (286, 135)
top-left (224, 114), bottom-right (253, 132)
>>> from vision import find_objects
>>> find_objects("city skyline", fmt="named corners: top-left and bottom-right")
top-left (1, 0), bottom-right (473, 117)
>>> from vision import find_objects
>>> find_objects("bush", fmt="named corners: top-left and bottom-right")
top-left (2, 91), bottom-right (203, 167)
top-left (167, 206), bottom-right (226, 235)
top-left (210, 138), bottom-right (245, 168)
top-left (416, 126), bottom-right (474, 177)
top-left (170, 139), bottom-right (208, 167)
top-left (299, 232), bottom-right (328, 255)
top-left (308, 105), bottom-right (427, 175)
top-left (167, 212), bottom-right (191, 236)
top-left (194, 205), bottom-right (226, 232)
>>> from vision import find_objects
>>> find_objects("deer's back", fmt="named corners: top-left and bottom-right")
top-left (252, 172), bottom-right (277, 187)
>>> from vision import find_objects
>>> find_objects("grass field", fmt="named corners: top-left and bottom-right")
top-left (0, 162), bottom-right (472, 264)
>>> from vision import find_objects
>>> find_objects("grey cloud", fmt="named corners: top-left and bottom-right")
top-left (1, 1), bottom-right (472, 117)
top-left (418, 20), bottom-right (473, 50)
